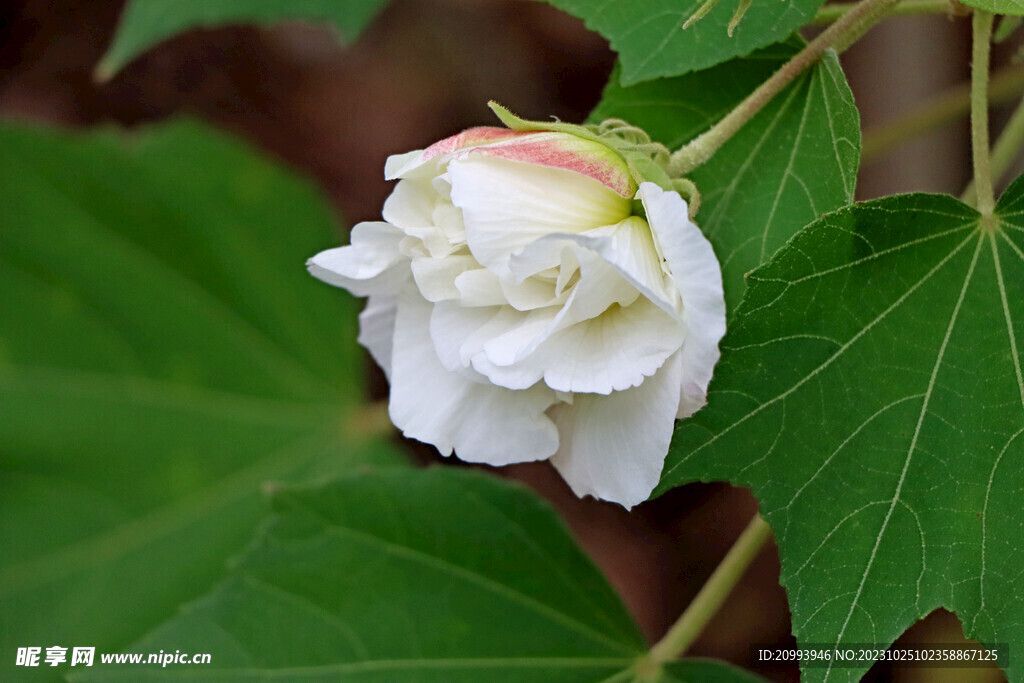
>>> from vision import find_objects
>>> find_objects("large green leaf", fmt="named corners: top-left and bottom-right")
top-left (72, 469), bottom-right (764, 682)
top-left (97, 0), bottom-right (391, 80)
top-left (546, 0), bottom-right (827, 84)
top-left (658, 185), bottom-right (1024, 681)
top-left (591, 42), bottom-right (859, 310)
top-left (958, 0), bottom-right (1024, 16)
top-left (0, 120), bottom-right (405, 681)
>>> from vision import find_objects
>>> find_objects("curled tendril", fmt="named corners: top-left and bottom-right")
top-left (671, 178), bottom-right (702, 219)
top-left (589, 118), bottom-right (673, 169)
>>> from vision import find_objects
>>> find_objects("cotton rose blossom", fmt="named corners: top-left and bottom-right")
top-left (308, 105), bottom-right (725, 508)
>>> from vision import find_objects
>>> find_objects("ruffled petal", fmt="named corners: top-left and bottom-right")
top-left (357, 294), bottom-right (398, 379)
top-left (382, 178), bottom-right (435, 229)
top-left (511, 217), bottom-right (680, 318)
top-left (454, 268), bottom-right (507, 307)
top-left (638, 183), bottom-right (726, 418)
top-left (306, 221), bottom-right (407, 297)
top-left (448, 156), bottom-right (631, 277)
top-left (532, 297), bottom-right (683, 394)
top-left (549, 351), bottom-right (683, 508)
top-left (390, 288), bottom-right (559, 465)
top-left (410, 254), bottom-right (477, 302)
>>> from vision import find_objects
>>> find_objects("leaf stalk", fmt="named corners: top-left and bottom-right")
top-left (667, 0), bottom-right (902, 177)
top-left (967, 10), bottom-right (996, 215)
top-left (642, 513), bottom-right (772, 668)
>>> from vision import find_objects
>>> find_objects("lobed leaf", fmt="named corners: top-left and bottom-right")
top-left (658, 185), bottom-right (1024, 681)
top-left (591, 42), bottom-right (860, 311)
top-left (0, 120), bottom-right (406, 682)
top-left (71, 469), bottom-right (765, 682)
top-left (546, 0), bottom-right (829, 84)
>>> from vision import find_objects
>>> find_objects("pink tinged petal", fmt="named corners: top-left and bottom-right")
top-left (421, 126), bottom-right (524, 162)
top-left (357, 294), bottom-right (398, 380)
top-left (448, 156), bottom-right (631, 277)
top-left (410, 254), bottom-right (477, 302)
top-left (638, 183), bottom-right (726, 419)
top-left (390, 289), bottom-right (558, 465)
top-left (306, 221), bottom-right (408, 297)
top-left (549, 351), bottom-right (684, 509)
top-left (461, 131), bottom-right (636, 198)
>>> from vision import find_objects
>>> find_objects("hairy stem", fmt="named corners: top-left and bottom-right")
top-left (668, 0), bottom-right (901, 176)
top-left (964, 90), bottom-right (1024, 205)
top-left (967, 10), bottom-right (996, 215)
top-left (645, 514), bottom-right (772, 666)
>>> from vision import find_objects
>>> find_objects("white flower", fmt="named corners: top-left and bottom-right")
top-left (308, 106), bottom-right (726, 508)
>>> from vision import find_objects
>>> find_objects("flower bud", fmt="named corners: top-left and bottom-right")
top-left (308, 105), bottom-right (725, 508)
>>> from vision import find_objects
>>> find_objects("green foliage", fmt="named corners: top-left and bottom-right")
top-left (659, 185), bottom-right (1024, 681)
top-left (545, 0), bottom-right (828, 84)
top-left (958, 0), bottom-right (1024, 15)
top-left (591, 42), bottom-right (860, 310)
top-left (72, 469), bottom-right (764, 682)
top-left (97, 0), bottom-right (390, 79)
top-left (0, 121), bottom-right (405, 681)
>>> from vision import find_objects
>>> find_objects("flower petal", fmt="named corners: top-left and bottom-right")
top-left (448, 156), bottom-right (631, 277)
top-left (390, 288), bottom-right (559, 465)
top-left (410, 254), bottom-right (477, 302)
top-left (536, 297), bottom-right (683, 394)
top-left (306, 221), bottom-right (407, 297)
top-left (511, 217), bottom-right (680, 318)
top-left (638, 183), bottom-right (726, 418)
top-left (549, 351), bottom-right (683, 508)
top-left (357, 294), bottom-right (398, 379)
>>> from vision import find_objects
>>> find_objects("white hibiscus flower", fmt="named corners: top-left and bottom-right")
top-left (308, 104), bottom-right (725, 508)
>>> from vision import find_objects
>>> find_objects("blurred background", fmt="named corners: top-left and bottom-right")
top-left (0, 1), bottom-right (1012, 680)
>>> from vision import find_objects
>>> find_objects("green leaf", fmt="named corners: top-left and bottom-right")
top-left (959, 0), bottom-right (1024, 16)
top-left (546, 0), bottom-right (827, 84)
top-left (97, 0), bottom-right (390, 80)
top-left (0, 120), bottom-right (406, 681)
top-left (591, 42), bottom-right (859, 310)
top-left (658, 185), bottom-right (1024, 681)
top-left (71, 469), bottom-right (764, 682)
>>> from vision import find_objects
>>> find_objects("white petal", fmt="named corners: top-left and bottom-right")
top-left (448, 156), bottom-right (630, 277)
top-left (410, 254), bottom-right (476, 302)
top-left (390, 289), bottom-right (559, 465)
top-left (382, 178), bottom-right (435, 229)
top-left (537, 297), bottom-right (683, 394)
top-left (428, 300), bottom-right (495, 380)
top-left (454, 268), bottom-right (507, 307)
top-left (357, 294), bottom-right (397, 379)
top-left (384, 149), bottom-right (432, 180)
top-left (499, 276), bottom-right (563, 311)
top-left (307, 221), bottom-right (407, 297)
top-left (549, 352), bottom-right (683, 508)
top-left (511, 217), bottom-right (680, 318)
top-left (638, 183), bottom-right (726, 418)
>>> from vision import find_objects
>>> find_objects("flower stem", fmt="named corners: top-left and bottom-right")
top-left (645, 513), bottom-right (773, 666)
top-left (668, 0), bottom-right (902, 176)
top-left (967, 10), bottom-right (996, 215)
top-left (862, 66), bottom-right (1024, 163)
top-left (963, 88), bottom-right (1024, 206)
top-left (812, 0), bottom-right (956, 24)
